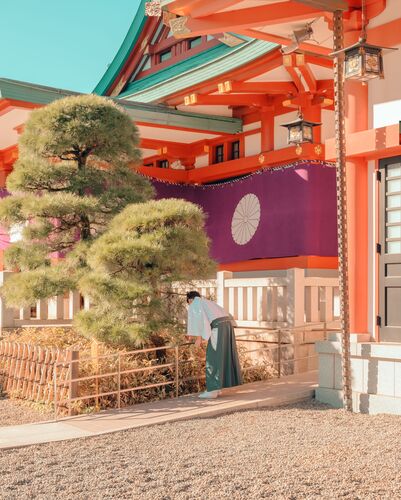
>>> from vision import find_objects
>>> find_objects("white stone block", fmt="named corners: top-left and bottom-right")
top-left (377, 360), bottom-right (395, 397)
top-left (315, 340), bottom-right (342, 355)
top-left (350, 358), bottom-right (364, 393)
top-left (318, 353), bottom-right (334, 388)
top-left (334, 354), bottom-right (343, 390)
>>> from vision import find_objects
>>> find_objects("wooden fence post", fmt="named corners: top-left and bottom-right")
top-left (68, 350), bottom-right (79, 415)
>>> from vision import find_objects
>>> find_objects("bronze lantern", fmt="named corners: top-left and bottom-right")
top-left (281, 114), bottom-right (321, 145)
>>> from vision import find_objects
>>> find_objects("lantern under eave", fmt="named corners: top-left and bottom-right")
top-left (281, 116), bottom-right (321, 145)
top-left (344, 40), bottom-right (384, 82)
top-left (332, 39), bottom-right (397, 83)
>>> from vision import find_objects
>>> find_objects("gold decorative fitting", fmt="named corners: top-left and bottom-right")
top-left (184, 94), bottom-right (197, 105)
top-left (145, 1), bottom-right (162, 17)
top-left (203, 145), bottom-right (210, 153)
top-left (217, 33), bottom-right (244, 47)
top-left (169, 16), bottom-right (191, 36)
top-left (314, 145), bottom-right (322, 156)
top-left (295, 145), bottom-right (303, 155)
top-left (217, 80), bottom-right (232, 94)
top-left (258, 154), bottom-right (265, 164)
top-left (162, 11), bottom-right (176, 27)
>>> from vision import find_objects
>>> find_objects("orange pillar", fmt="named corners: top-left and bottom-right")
top-left (260, 107), bottom-right (274, 152)
top-left (303, 105), bottom-right (322, 144)
top-left (345, 80), bottom-right (369, 333)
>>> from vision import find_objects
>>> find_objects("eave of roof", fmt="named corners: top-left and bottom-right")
top-left (119, 39), bottom-right (279, 103)
top-left (93, 0), bottom-right (148, 96)
top-left (0, 78), bottom-right (242, 135)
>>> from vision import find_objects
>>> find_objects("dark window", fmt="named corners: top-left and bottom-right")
top-left (230, 141), bottom-right (240, 160)
top-left (159, 49), bottom-right (172, 63)
top-left (158, 160), bottom-right (169, 169)
top-left (214, 145), bottom-right (224, 164)
top-left (188, 37), bottom-right (202, 49)
top-left (143, 163), bottom-right (153, 167)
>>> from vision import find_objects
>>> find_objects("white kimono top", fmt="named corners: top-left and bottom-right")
top-left (187, 297), bottom-right (228, 345)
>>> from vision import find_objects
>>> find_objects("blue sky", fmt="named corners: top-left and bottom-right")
top-left (0, 0), bottom-right (141, 93)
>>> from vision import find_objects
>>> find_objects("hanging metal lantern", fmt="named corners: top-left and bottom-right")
top-left (332, 38), bottom-right (396, 82)
top-left (330, 1), bottom-right (396, 82)
top-left (281, 115), bottom-right (321, 145)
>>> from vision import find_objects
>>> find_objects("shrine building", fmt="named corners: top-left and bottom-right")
top-left (1, 0), bottom-right (401, 414)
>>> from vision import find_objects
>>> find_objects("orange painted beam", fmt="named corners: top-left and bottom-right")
top-left (191, 0), bottom-right (241, 18)
top-left (219, 256), bottom-right (338, 272)
top-left (183, 94), bottom-right (271, 107)
top-left (325, 124), bottom-right (401, 161)
top-left (138, 143), bottom-right (325, 185)
top-left (166, 49), bottom-right (283, 106)
top-left (173, 2), bottom-right (324, 38)
top-left (296, 58), bottom-right (317, 93)
top-left (235, 29), bottom-right (332, 57)
top-left (137, 166), bottom-right (189, 183)
top-left (283, 55), bottom-right (305, 93)
top-left (187, 143), bottom-right (325, 184)
top-left (219, 81), bottom-right (297, 95)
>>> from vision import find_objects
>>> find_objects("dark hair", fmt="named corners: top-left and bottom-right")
top-left (186, 291), bottom-right (201, 304)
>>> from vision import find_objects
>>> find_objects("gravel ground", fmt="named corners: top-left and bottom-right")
top-left (1, 400), bottom-right (400, 500)
top-left (0, 398), bottom-right (52, 427)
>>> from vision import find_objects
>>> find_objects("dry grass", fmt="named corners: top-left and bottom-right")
top-left (1, 328), bottom-right (275, 417)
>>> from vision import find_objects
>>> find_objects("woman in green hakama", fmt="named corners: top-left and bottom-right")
top-left (186, 291), bottom-right (242, 399)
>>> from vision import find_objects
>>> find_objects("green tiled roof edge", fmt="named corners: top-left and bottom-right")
top-left (120, 39), bottom-right (278, 103)
top-left (0, 78), bottom-right (242, 135)
top-left (93, 0), bottom-right (148, 96)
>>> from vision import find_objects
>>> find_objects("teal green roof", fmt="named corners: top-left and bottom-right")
top-left (93, 0), bottom-right (147, 96)
top-left (0, 78), bottom-right (242, 135)
top-left (92, 0), bottom-right (279, 103)
top-left (119, 39), bottom-right (278, 103)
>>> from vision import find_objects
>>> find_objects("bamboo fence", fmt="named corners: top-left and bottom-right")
top-left (0, 341), bottom-right (76, 408)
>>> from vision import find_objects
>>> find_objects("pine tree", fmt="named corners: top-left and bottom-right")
top-left (75, 199), bottom-right (216, 346)
top-left (0, 94), bottom-right (154, 306)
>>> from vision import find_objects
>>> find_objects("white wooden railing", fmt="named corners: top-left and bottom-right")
top-left (0, 268), bottom-right (339, 330)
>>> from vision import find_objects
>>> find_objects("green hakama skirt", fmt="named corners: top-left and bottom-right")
top-left (206, 316), bottom-right (242, 391)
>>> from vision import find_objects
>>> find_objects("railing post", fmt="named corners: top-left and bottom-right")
top-left (278, 329), bottom-right (282, 378)
top-left (216, 271), bottom-right (232, 308)
top-left (287, 268), bottom-right (305, 327)
top-left (175, 345), bottom-right (179, 398)
top-left (53, 368), bottom-right (58, 421)
top-left (117, 353), bottom-right (121, 409)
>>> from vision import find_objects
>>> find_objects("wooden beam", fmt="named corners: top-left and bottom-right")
top-left (218, 81), bottom-right (298, 95)
top-left (283, 55), bottom-right (305, 93)
top-left (295, 0), bottom-right (348, 11)
top-left (236, 28), bottom-right (332, 57)
top-left (295, 55), bottom-right (317, 93)
top-left (172, 2), bottom-right (324, 38)
top-left (183, 93), bottom-right (271, 107)
top-left (191, 0), bottom-right (241, 18)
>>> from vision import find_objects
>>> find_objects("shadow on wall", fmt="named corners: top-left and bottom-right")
top-left (358, 344), bottom-right (378, 414)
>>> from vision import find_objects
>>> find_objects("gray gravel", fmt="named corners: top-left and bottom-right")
top-left (0, 400), bottom-right (400, 500)
top-left (0, 398), bottom-right (52, 427)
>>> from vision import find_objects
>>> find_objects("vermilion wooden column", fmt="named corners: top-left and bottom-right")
top-left (345, 80), bottom-right (369, 333)
top-left (260, 107), bottom-right (274, 152)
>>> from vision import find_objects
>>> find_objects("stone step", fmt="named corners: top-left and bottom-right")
top-left (328, 332), bottom-right (372, 343)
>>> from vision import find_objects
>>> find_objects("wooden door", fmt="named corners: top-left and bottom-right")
top-left (379, 157), bottom-right (401, 342)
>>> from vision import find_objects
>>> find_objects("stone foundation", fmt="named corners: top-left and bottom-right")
top-left (315, 333), bottom-right (401, 415)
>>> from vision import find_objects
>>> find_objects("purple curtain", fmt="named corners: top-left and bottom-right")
top-left (152, 162), bottom-right (337, 264)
